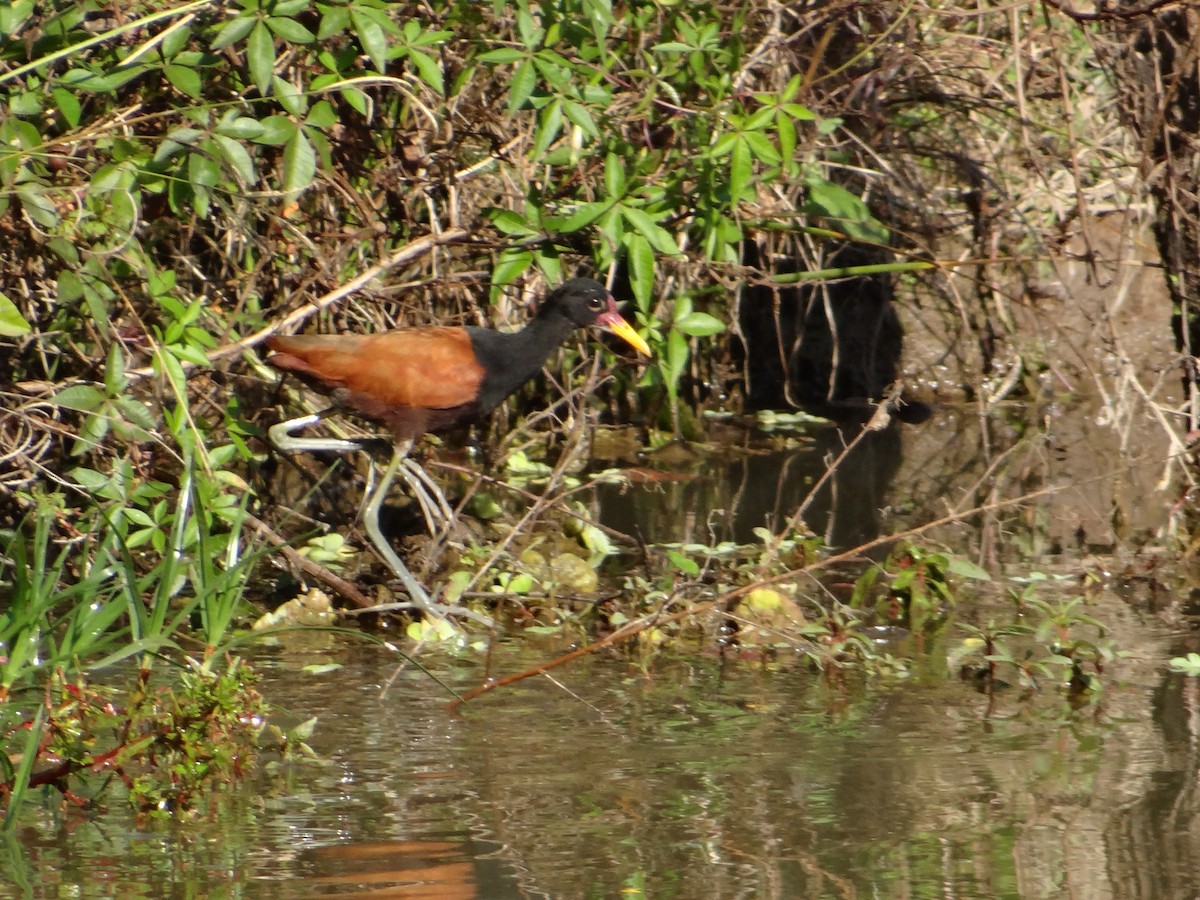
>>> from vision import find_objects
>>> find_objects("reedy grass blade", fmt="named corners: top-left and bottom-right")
top-left (2, 704), bottom-right (46, 833)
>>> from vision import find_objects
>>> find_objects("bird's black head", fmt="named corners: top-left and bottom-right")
top-left (541, 277), bottom-right (613, 327)
top-left (539, 277), bottom-right (651, 355)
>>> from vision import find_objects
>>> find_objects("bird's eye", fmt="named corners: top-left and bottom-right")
top-left (587, 296), bottom-right (605, 311)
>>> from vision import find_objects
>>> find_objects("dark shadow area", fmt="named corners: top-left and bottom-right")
top-left (592, 422), bottom-right (905, 552)
top-left (736, 244), bottom-right (907, 417)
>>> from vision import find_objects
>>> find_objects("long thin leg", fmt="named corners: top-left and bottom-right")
top-left (399, 457), bottom-right (456, 533)
top-left (270, 413), bottom-right (490, 627)
top-left (361, 442), bottom-right (441, 616)
top-left (268, 412), bottom-right (366, 454)
top-left (363, 448), bottom-right (492, 628)
top-left (272, 413), bottom-right (453, 530)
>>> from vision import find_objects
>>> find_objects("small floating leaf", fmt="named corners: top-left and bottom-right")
top-left (302, 663), bottom-right (343, 675)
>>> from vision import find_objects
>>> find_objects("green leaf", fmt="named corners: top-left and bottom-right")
top-left (665, 327), bottom-right (689, 388)
top-left (621, 206), bottom-right (679, 256)
top-left (17, 185), bottom-right (58, 228)
top-left (0, 293), bottom-right (31, 337)
top-left (595, 206), bottom-right (622, 262)
top-left (543, 201), bottom-right (607, 234)
top-left (781, 74), bottom-right (802, 102)
top-left (307, 125), bottom-right (333, 170)
top-left (562, 100), bottom-right (598, 137)
top-left (406, 48), bottom-right (444, 94)
top-left (162, 23), bottom-right (192, 58)
top-left (804, 178), bottom-right (890, 244)
top-left (508, 59), bottom-right (536, 113)
top-left (60, 67), bottom-right (135, 93)
top-left (782, 103), bottom-right (816, 121)
top-left (147, 266), bottom-right (176, 298)
top-left (90, 162), bottom-right (134, 192)
top-left (516, 8), bottom-right (543, 47)
top-left (340, 85), bottom-right (369, 116)
top-left (69, 467), bottom-right (111, 493)
top-left (777, 112), bottom-right (796, 174)
top-left (165, 63), bottom-right (202, 99)
top-left (211, 14), bottom-right (255, 50)
top-left (112, 397), bottom-right (156, 433)
top-left (317, 5), bottom-right (350, 40)
top-left (273, 0), bottom-right (311, 16)
top-left (541, 145), bottom-right (576, 167)
top-left (505, 572), bottom-right (534, 594)
top-left (404, 20), bottom-right (451, 47)
top-left (477, 48), bottom-right (525, 64)
top-left (53, 384), bottom-right (106, 413)
top-left (532, 98), bottom-right (563, 158)
top-left (490, 250), bottom-right (534, 297)
top-left (304, 100), bottom-right (336, 130)
top-left (213, 134), bottom-right (256, 185)
top-left (303, 663), bottom-right (344, 675)
top-left (604, 152), bottom-right (625, 197)
top-left (489, 208), bottom-right (538, 236)
top-left (57, 270), bottom-right (85, 303)
top-left (667, 549), bottom-right (700, 576)
top-left (626, 232), bottom-right (655, 313)
top-left (216, 115), bottom-right (266, 140)
top-left (272, 75), bottom-right (308, 117)
top-left (532, 52), bottom-right (570, 90)
top-left (533, 250), bottom-right (561, 283)
top-left (282, 130), bottom-right (317, 198)
top-left (744, 106), bottom-right (772, 132)
top-left (104, 343), bottom-right (127, 396)
top-left (351, 8), bottom-right (387, 72)
top-left (0, 0), bottom-right (34, 35)
top-left (10, 91), bottom-right (41, 116)
top-left (46, 238), bottom-right (79, 265)
top-left (651, 42), bottom-right (695, 54)
top-left (709, 133), bottom-right (737, 158)
top-left (945, 557), bottom-right (992, 581)
top-left (743, 130), bottom-right (780, 164)
top-left (254, 115), bottom-right (297, 145)
top-left (729, 137), bottom-right (751, 202)
top-left (674, 311), bottom-right (725, 337)
top-left (51, 88), bottom-right (81, 128)
top-left (674, 293), bottom-right (692, 320)
top-left (247, 21), bottom-right (276, 94)
top-left (171, 342), bottom-right (211, 367)
top-left (188, 149), bottom-right (220, 190)
top-left (267, 15), bottom-right (315, 43)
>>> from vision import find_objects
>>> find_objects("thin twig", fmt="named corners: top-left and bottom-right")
top-left (127, 228), bottom-right (469, 380)
top-left (243, 512), bottom-right (375, 609)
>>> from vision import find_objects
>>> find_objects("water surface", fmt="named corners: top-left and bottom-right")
top-left (6, 403), bottom-right (1199, 898)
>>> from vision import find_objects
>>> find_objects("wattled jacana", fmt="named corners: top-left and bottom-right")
top-left (266, 277), bottom-right (651, 621)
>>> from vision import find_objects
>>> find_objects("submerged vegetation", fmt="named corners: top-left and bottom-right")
top-left (0, 0), bottom-right (1192, 824)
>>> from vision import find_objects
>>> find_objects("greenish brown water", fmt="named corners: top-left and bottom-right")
top-left (5, 608), bottom-right (1198, 899)
top-left (5, 404), bottom-right (1200, 898)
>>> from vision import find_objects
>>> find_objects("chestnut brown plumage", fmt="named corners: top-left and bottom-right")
top-left (266, 277), bottom-right (649, 623)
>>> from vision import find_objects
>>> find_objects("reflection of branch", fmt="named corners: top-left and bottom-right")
top-left (756, 385), bottom-right (901, 573)
top-left (449, 481), bottom-right (1074, 709)
top-left (447, 614), bottom-right (665, 710)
